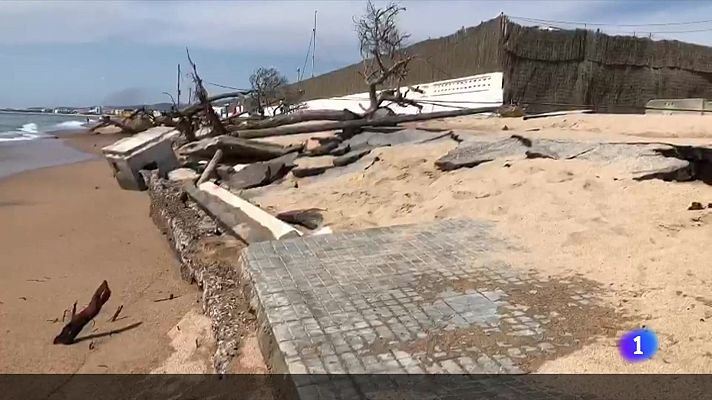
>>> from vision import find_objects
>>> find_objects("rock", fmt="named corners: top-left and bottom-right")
top-left (276, 208), bottom-right (324, 230)
top-left (688, 202), bottom-right (705, 211)
top-left (168, 168), bottom-right (199, 183)
top-left (502, 125), bottom-right (509, 131)
top-left (333, 148), bottom-right (372, 167)
top-left (292, 156), bottom-right (336, 178)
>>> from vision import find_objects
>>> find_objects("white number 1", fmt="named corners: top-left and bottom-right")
top-left (633, 335), bottom-right (644, 355)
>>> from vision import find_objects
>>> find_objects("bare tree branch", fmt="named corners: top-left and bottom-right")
top-left (248, 67), bottom-right (290, 116)
top-left (186, 47), bottom-right (227, 137)
top-left (354, 0), bottom-right (417, 118)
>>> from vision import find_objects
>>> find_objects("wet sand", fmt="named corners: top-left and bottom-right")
top-left (0, 131), bottom-right (210, 373)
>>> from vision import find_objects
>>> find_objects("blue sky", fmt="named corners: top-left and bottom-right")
top-left (1, 0), bottom-right (711, 108)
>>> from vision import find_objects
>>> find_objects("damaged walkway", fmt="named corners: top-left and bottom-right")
top-left (241, 219), bottom-right (624, 398)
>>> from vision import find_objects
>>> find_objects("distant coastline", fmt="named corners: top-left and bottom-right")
top-left (0, 110), bottom-right (95, 117)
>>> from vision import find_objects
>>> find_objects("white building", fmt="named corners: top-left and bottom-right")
top-left (266, 72), bottom-right (503, 116)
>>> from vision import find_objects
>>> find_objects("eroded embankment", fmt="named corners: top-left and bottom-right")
top-left (143, 171), bottom-right (262, 374)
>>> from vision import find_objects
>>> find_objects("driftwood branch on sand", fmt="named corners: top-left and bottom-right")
top-left (53, 280), bottom-right (111, 345)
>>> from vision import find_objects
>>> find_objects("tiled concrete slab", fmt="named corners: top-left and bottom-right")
top-left (240, 219), bottom-right (620, 398)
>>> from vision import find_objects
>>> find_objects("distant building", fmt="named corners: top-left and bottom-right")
top-left (212, 106), bottom-right (228, 119)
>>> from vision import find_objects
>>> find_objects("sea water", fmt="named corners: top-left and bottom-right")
top-left (0, 112), bottom-right (97, 178)
top-left (0, 112), bottom-right (93, 142)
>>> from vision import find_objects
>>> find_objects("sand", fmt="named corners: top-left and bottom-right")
top-left (250, 114), bottom-right (712, 373)
top-left (0, 132), bottom-right (210, 374)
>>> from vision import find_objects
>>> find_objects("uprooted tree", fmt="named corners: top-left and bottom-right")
top-left (94, 4), bottom-right (499, 144)
top-left (355, 0), bottom-right (422, 118)
top-left (186, 48), bottom-right (228, 138)
top-left (248, 67), bottom-right (289, 116)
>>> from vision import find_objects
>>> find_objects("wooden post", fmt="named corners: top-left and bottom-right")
top-left (197, 149), bottom-right (224, 185)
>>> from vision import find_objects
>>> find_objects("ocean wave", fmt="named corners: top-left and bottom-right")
top-left (52, 120), bottom-right (86, 130)
top-left (19, 123), bottom-right (38, 133)
top-left (0, 120), bottom-right (86, 142)
top-left (0, 131), bottom-right (45, 142)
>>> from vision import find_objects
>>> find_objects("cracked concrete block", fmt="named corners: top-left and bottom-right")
top-left (102, 126), bottom-right (179, 190)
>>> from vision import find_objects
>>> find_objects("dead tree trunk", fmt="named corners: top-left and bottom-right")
top-left (179, 91), bottom-right (248, 117)
top-left (227, 109), bottom-right (359, 131)
top-left (186, 49), bottom-right (227, 138)
top-left (235, 106), bottom-right (498, 139)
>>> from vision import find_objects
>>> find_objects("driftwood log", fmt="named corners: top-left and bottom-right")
top-left (53, 280), bottom-right (111, 345)
top-left (178, 135), bottom-right (302, 163)
top-left (227, 109), bottom-right (360, 131)
top-left (179, 91), bottom-right (249, 118)
top-left (234, 106), bottom-right (498, 139)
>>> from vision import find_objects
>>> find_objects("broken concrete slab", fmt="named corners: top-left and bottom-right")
top-left (219, 153), bottom-right (298, 190)
top-left (365, 128), bottom-right (457, 147)
top-left (437, 135), bottom-right (706, 182)
top-left (184, 184), bottom-right (276, 243)
top-left (198, 182), bottom-right (301, 241)
top-left (525, 140), bottom-right (596, 160)
top-left (333, 148), bottom-right (372, 167)
top-left (435, 137), bottom-right (528, 171)
top-left (102, 126), bottom-right (180, 190)
top-left (292, 155), bottom-right (336, 178)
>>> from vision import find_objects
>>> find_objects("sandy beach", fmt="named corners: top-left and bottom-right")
top-left (248, 114), bottom-right (712, 373)
top-left (0, 131), bottom-right (213, 374)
